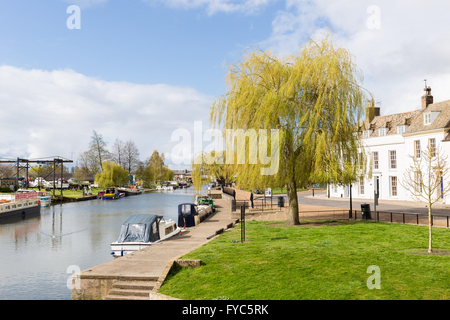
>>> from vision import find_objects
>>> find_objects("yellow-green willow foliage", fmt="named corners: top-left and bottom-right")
top-left (191, 151), bottom-right (234, 193)
top-left (95, 160), bottom-right (129, 188)
top-left (210, 32), bottom-right (372, 225)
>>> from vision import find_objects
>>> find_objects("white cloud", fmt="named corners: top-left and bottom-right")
top-left (145, 0), bottom-right (273, 15)
top-left (0, 66), bottom-right (213, 169)
top-left (260, 0), bottom-right (450, 116)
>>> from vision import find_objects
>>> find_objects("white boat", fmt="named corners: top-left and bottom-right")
top-left (157, 185), bottom-right (173, 191)
top-left (110, 214), bottom-right (180, 258)
top-left (38, 191), bottom-right (51, 207)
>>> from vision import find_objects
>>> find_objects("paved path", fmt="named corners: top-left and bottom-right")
top-left (298, 190), bottom-right (450, 216)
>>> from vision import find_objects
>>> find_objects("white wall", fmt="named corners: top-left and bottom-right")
top-left (329, 129), bottom-right (448, 202)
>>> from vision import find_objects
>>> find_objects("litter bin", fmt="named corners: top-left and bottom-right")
top-left (277, 196), bottom-right (285, 208)
top-left (361, 203), bottom-right (371, 220)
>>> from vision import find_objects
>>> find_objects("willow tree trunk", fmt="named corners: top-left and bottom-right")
top-left (286, 180), bottom-right (299, 225)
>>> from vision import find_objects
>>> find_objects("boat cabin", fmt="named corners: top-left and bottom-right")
top-left (117, 214), bottom-right (163, 243)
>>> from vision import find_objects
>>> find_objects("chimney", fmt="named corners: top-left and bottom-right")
top-left (366, 101), bottom-right (380, 123)
top-left (422, 86), bottom-right (433, 109)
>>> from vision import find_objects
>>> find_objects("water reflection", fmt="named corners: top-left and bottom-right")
top-left (0, 188), bottom-right (197, 300)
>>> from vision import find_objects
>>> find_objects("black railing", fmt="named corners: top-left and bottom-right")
top-left (223, 187), bottom-right (235, 199)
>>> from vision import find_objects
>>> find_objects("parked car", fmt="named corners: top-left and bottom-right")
top-left (30, 178), bottom-right (47, 188)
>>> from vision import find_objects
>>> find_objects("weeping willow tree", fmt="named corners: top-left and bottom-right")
top-left (191, 151), bottom-right (235, 194)
top-left (210, 32), bottom-right (371, 225)
top-left (95, 160), bottom-right (129, 188)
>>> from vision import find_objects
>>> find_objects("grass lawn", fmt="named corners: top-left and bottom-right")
top-left (158, 220), bottom-right (450, 300)
top-left (29, 187), bottom-right (104, 198)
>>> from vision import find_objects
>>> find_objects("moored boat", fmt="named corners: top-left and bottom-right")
top-left (110, 214), bottom-right (180, 257)
top-left (102, 187), bottom-right (123, 200)
top-left (117, 184), bottom-right (142, 196)
top-left (0, 192), bottom-right (41, 220)
top-left (177, 203), bottom-right (213, 228)
top-left (38, 191), bottom-right (52, 207)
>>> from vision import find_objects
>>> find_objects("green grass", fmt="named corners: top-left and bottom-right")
top-left (158, 220), bottom-right (450, 300)
top-left (29, 187), bottom-right (104, 198)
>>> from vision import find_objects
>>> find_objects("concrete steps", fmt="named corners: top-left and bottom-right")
top-left (103, 280), bottom-right (156, 300)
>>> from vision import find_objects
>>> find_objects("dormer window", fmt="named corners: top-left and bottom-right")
top-left (378, 128), bottom-right (387, 137)
top-left (397, 125), bottom-right (406, 134)
top-left (424, 111), bottom-right (441, 125)
top-left (363, 130), bottom-right (372, 139)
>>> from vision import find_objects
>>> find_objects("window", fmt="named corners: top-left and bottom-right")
top-left (397, 125), bottom-right (406, 134)
top-left (389, 150), bottom-right (397, 169)
top-left (373, 152), bottom-right (379, 170)
top-left (415, 171), bottom-right (423, 194)
top-left (360, 177), bottom-right (365, 195)
top-left (424, 113), bottom-right (432, 125)
top-left (363, 130), bottom-right (371, 139)
top-left (390, 176), bottom-right (397, 197)
top-left (429, 138), bottom-right (436, 157)
top-left (414, 140), bottom-right (421, 159)
top-left (379, 128), bottom-right (387, 137)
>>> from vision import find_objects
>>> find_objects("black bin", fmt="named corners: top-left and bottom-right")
top-left (277, 196), bottom-right (285, 208)
top-left (361, 203), bottom-right (371, 220)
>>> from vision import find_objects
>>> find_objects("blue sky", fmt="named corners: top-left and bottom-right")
top-left (0, 1), bottom-right (278, 96)
top-left (1, 0), bottom-right (450, 169)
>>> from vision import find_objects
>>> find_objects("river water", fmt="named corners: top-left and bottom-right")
top-left (0, 188), bottom-right (197, 300)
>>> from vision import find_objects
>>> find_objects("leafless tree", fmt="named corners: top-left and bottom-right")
top-left (88, 130), bottom-right (110, 173)
top-left (400, 145), bottom-right (450, 253)
top-left (110, 138), bottom-right (125, 168)
top-left (123, 140), bottom-right (140, 174)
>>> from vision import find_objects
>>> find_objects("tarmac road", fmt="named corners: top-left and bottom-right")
top-left (253, 190), bottom-right (450, 216)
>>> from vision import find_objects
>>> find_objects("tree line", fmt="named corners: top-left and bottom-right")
top-left (76, 130), bottom-right (174, 187)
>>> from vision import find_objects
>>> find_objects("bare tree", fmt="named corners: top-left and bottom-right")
top-left (123, 140), bottom-right (140, 174)
top-left (0, 164), bottom-right (15, 178)
top-left (111, 138), bottom-right (125, 168)
top-left (400, 145), bottom-right (450, 253)
top-left (89, 130), bottom-right (110, 172)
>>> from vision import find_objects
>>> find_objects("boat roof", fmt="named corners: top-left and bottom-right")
top-left (122, 214), bottom-right (163, 225)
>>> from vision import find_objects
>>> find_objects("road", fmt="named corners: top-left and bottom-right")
top-left (253, 190), bottom-right (450, 216)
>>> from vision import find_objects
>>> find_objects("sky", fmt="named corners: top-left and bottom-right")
top-left (1, 0), bottom-right (450, 170)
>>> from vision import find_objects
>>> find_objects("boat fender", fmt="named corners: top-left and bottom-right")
top-left (121, 250), bottom-right (123, 256)
top-left (38, 200), bottom-right (41, 206)
top-left (22, 211), bottom-right (26, 219)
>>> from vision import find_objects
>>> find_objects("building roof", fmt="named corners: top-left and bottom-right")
top-left (406, 99), bottom-right (450, 134)
top-left (360, 99), bottom-right (450, 139)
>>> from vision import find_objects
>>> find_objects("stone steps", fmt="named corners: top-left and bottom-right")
top-left (103, 280), bottom-right (156, 300)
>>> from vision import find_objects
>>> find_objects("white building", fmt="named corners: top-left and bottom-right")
top-left (330, 87), bottom-right (450, 204)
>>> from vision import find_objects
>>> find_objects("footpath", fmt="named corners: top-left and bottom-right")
top-left (232, 188), bottom-right (345, 221)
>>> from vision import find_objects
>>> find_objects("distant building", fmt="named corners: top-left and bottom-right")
top-left (330, 86), bottom-right (450, 204)
top-left (173, 169), bottom-right (192, 182)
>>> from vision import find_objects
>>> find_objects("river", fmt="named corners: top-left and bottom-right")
top-left (0, 188), bottom-right (198, 300)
